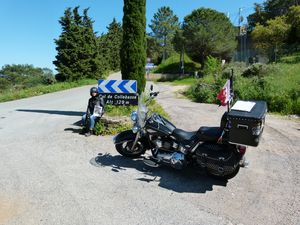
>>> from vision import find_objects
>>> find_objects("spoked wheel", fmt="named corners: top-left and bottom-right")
top-left (115, 139), bottom-right (145, 158)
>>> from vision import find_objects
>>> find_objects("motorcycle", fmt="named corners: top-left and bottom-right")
top-left (113, 86), bottom-right (249, 179)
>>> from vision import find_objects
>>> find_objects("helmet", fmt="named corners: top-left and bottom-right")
top-left (90, 87), bottom-right (98, 96)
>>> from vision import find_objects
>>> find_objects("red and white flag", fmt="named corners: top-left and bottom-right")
top-left (217, 79), bottom-right (231, 106)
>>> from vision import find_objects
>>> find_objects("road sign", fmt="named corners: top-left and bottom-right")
top-left (98, 80), bottom-right (138, 106)
top-left (98, 93), bottom-right (138, 106)
top-left (98, 80), bottom-right (137, 94)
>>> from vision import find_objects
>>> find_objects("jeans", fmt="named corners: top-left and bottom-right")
top-left (82, 114), bottom-right (97, 130)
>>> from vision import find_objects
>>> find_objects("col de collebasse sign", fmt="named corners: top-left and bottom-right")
top-left (98, 79), bottom-right (138, 106)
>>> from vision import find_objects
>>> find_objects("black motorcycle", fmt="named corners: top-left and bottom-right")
top-left (113, 87), bottom-right (266, 179)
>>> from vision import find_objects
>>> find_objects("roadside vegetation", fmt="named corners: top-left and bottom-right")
top-left (184, 55), bottom-right (300, 115)
top-left (94, 100), bottom-right (170, 135)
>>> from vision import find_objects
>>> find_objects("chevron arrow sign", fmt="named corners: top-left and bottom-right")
top-left (97, 79), bottom-right (138, 106)
top-left (98, 80), bottom-right (137, 94)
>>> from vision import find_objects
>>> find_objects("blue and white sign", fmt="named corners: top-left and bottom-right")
top-left (98, 80), bottom-right (137, 94)
top-left (97, 79), bottom-right (138, 106)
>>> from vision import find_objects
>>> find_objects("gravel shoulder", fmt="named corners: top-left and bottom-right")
top-left (0, 73), bottom-right (299, 225)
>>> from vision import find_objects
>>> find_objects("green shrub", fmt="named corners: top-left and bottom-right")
top-left (241, 63), bottom-right (279, 78)
top-left (184, 60), bottom-right (300, 115)
top-left (0, 78), bottom-right (12, 91)
top-left (94, 120), bottom-right (132, 136)
top-left (42, 74), bottom-right (57, 85)
top-left (222, 62), bottom-right (247, 79)
top-left (203, 56), bottom-right (221, 79)
top-left (105, 105), bottom-right (136, 117)
top-left (292, 97), bottom-right (300, 115)
top-left (186, 82), bottom-right (218, 103)
top-left (267, 93), bottom-right (293, 114)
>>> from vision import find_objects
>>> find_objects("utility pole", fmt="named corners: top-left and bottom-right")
top-left (238, 7), bottom-right (243, 62)
top-left (238, 7), bottom-right (246, 62)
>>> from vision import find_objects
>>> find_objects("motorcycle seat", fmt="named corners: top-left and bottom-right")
top-left (197, 126), bottom-right (223, 142)
top-left (172, 128), bottom-right (198, 143)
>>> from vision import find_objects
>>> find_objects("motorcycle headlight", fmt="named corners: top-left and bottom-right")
top-left (132, 126), bottom-right (140, 133)
top-left (131, 111), bottom-right (138, 122)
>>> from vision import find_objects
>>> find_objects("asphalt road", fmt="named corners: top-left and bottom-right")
top-left (0, 72), bottom-right (299, 225)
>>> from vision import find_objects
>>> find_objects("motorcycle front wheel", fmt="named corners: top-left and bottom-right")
top-left (115, 139), bottom-right (145, 158)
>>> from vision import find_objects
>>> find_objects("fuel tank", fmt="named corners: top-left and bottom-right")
top-left (145, 113), bottom-right (176, 136)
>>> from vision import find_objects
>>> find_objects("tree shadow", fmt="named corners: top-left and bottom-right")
top-left (90, 153), bottom-right (228, 193)
top-left (16, 109), bottom-right (84, 117)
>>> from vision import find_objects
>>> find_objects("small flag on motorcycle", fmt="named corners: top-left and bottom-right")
top-left (217, 79), bottom-right (232, 106)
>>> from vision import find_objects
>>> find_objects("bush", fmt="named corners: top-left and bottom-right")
top-left (203, 56), bottom-right (221, 79)
top-left (267, 93), bottom-right (293, 114)
top-left (292, 97), bottom-right (300, 115)
top-left (221, 62), bottom-right (247, 79)
top-left (0, 78), bottom-right (12, 91)
top-left (94, 119), bottom-right (132, 136)
top-left (241, 63), bottom-right (279, 77)
top-left (184, 60), bottom-right (300, 115)
top-left (186, 81), bottom-right (218, 103)
top-left (42, 74), bottom-right (56, 85)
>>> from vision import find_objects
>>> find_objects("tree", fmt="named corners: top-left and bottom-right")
top-left (105, 18), bottom-right (123, 71)
top-left (252, 16), bottom-right (291, 60)
top-left (0, 64), bottom-right (55, 87)
top-left (287, 5), bottom-right (300, 44)
top-left (247, 3), bottom-right (269, 31)
top-left (247, 0), bottom-right (300, 31)
top-left (54, 7), bottom-right (105, 81)
top-left (182, 8), bottom-right (237, 64)
top-left (264, 0), bottom-right (300, 18)
top-left (146, 35), bottom-right (162, 64)
top-left (120, 0), bottom-right (146, 94)
top-left (149, 6), bottom-right (180, 61)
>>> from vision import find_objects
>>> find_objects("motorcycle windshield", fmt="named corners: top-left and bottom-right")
top-left (137, 92), bottom-right (148, 128)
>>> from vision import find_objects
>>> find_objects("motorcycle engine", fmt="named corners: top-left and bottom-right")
top-left (150, 136), bottom-right (178, 151)
top-left (150, 136), bottom-right (185, 169)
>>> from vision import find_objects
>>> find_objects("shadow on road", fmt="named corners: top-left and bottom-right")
top-left (64, 120), bottom-right (86, 134)
top-left (16, 109), bottom-right (84, 117)
top-left (90, 153), bottom-right (227, 193)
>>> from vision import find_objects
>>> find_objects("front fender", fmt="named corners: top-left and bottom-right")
top-left (113, 130), bottom-right (136, 145)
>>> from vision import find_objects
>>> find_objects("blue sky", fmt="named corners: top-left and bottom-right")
top-left (0, 0), bottom-right (265, 72)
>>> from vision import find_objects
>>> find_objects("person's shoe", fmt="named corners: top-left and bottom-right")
top-left (85, 131), bottom-right (92, 137)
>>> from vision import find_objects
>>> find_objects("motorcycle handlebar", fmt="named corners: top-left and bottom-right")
top-left (150, 91), bottom-right (159, 97)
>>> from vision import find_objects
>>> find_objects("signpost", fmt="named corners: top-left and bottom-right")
top-left (98, 80), bottom-right (138, 106)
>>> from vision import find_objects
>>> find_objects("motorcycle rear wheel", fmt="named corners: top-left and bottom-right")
top-left (207, 165), bottom-right (240, 180)
top-left (115, 140), bottom-right (145, 158)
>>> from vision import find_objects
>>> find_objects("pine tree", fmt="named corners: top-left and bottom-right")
top-left (53, 7), bottom-right (105, 81)
top-left (106, 18), bottom-right (123, 71)
top-left (149, 6), bottom-right (180, 61)
top-left (121, 0), bottom-right (146, 94)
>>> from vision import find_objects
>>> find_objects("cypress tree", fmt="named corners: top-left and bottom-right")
top-left (121, 0), bottom-right (146, 94)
